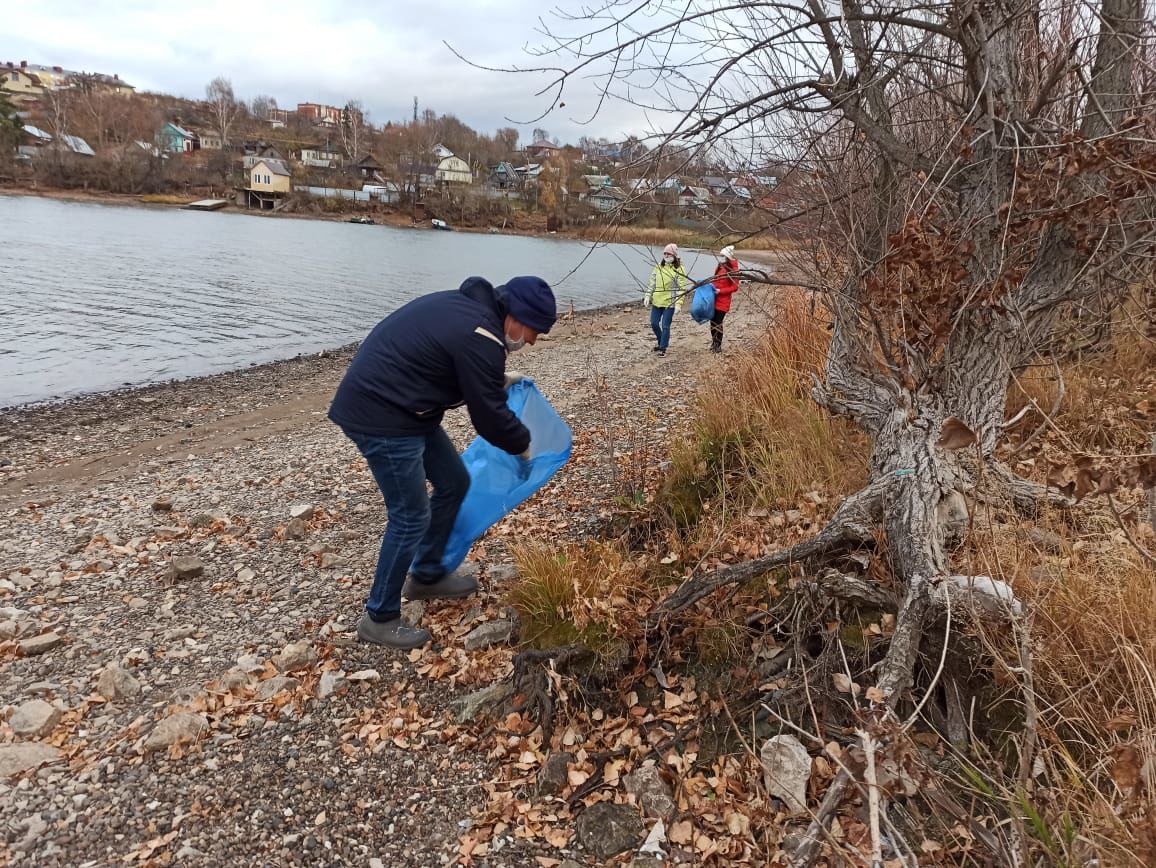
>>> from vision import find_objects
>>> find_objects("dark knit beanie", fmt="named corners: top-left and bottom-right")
top-left (500, 276), bottom-right (557, 333)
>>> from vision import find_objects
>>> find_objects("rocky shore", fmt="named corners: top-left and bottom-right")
top-left (0, 293), bottom-right (771, 865)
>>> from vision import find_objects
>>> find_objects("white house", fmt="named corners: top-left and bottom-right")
top-left (435, 155), bottom-right (472, 185)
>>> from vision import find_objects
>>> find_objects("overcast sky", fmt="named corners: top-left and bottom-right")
top-left (2, 0), bottom-right (656, 145)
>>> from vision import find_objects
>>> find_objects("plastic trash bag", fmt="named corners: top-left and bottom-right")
top-left (690, 284), bottom-right (716, 324)
top-left (437, 378), bottom-right (573, 572)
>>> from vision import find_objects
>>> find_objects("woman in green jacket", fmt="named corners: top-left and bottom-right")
top-left (644, 243), bottom-right (692, 356)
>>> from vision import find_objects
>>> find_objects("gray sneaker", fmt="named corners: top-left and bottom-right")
top-left (402, 570), bottom-right (479, 601)
top-left (356, 615), bottom-right (431, 650)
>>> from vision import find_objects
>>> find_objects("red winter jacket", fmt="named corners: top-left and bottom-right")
top-left (712, 259), bottom-right (740, 312)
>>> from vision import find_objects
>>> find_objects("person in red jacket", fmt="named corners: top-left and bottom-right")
top-left (710, 245), bottom-right (740, 352)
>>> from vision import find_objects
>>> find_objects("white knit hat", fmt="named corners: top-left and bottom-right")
top-left (719, 245), bottom-right (735, 259)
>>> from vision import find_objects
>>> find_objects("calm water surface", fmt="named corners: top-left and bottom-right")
top-left (1, 195), bottom-right (661, 407)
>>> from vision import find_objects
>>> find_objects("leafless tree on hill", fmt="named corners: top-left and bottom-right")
top-left (205, 76), bottom-right (242, 147)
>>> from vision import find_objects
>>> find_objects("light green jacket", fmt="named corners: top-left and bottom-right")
top-left (644, 262), bottom-right (691, 310)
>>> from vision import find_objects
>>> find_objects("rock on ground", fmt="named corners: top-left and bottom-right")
top-left (168, 555), bottom-right (205, 580)
top-left (624, 763), bottom-right (677, 820)
top-left (760, 734), bottom-right (812, 815)
top-left (143, 712), bottom-right (208, 752)
top-left (0, 743), bottom-right (62, 779)
top-left (575, 802), bottom-right (646, 859)
top-left (463, 618), bottom-right (517, 651)
top-left (96, 662), bottom-right (142, 700)
top-left (18, 631), bottom-right (64, 656)
top-left (9, 699), bottom-right (62, 738)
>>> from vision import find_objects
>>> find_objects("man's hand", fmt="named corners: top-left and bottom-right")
top-left (504, 371), bottom-right (524, 390)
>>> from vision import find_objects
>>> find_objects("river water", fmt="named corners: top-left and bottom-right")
top-left (0, 195), bottom-right (661, 408)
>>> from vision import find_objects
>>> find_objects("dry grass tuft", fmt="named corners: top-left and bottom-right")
top-left (507, 540), bottom-right (653, 654)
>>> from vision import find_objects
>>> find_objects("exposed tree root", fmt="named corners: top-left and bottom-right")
top-left (651, 480), bottom-right (885, 620)
top-left (510, 644), bottom-right (587, 743)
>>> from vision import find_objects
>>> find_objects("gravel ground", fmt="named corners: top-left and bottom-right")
top-left (0, 292), bottom-right (770, 867)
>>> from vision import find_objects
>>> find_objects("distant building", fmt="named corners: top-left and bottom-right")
top-left (588, 186), bottom-right (627, 213)
top-left (487, 162), bottom-right (520, 191)
top-left (679, 185), bottom-right (711, 210)
top-left (351, 154), bottom-right (384, 180)
top-left (527, 139), bottom-right (560, 159)
top-left (243, 158), bottom-right (291, 210)
top-left (194, 130), bottom-right (223, 150)
top-left (158, 122), bottom-right (196, 154)
top-left (435, 155), bottom-right (472, 185)
top-left (297, 102), bottom-right (342, 127)
top-left (1, 65), bottom-right (44, 104)
top-left (300, 143), bottom-right (341, 168)
top-left (1, 60), bottom-right (133, 96)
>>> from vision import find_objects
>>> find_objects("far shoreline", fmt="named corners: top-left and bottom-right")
top-left (0, 183), bottom-right (600, 243)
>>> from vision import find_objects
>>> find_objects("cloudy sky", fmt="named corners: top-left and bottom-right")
top-left (3, 0), bottom-right (662, 144)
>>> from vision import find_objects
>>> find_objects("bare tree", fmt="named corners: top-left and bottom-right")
top-left (250, 94), bottom-right (277, 121)
top-left (498, 0), bottom-right (1156, 854)
top-left (338, 99), bottom-right (369, 161)
top-left (205, 76), bottom-right (242, 147)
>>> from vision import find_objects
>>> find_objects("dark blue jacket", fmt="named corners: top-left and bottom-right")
top-left (328, 278), bottom-right (530, 455)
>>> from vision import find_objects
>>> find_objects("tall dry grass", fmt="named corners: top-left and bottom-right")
top-left (960, 510), bottom-right (1156, 866)
top-left (660, 291), bottom-right (865, 524)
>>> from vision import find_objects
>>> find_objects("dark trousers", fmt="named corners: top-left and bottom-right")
top-left (710, 309), bottom-right (727, 348)
top-left (344, 426), bottom-right (470, 622)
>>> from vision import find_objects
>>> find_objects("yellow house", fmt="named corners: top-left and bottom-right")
top-left (248, 158), bottom-right (291, 193)
top-left (1, 67), bottom-right (44, 102)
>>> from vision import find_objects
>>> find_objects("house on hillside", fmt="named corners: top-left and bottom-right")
top-left (193, 130), bottom-right (223, 150)
top-left (2, 61), bottom-right (133, 97)
top-left (16, 124), bottom-right (52, 160)
top-left (588, 186), bottom-right (627, 213)
top-left (297, 102), bottom-right (342, 127)
top-left (300, 143), bottom-right (341, 168)
top-left (527, 139), bottom-right (560, 159)
top-left (244, 158), bottom-right (291, 209)
top-left (432, 143), bottom-right (454, 160)
top-left (436, 154), bottom-right (472, 185)
top-left (352, 154), bottom-right (384, 180)
top-left (702, 176), bottom-right (729, 197)
top-left (158, 122), bottom-right (196, 154)
top-left (679, 185), bottom-right (711, 210)
top-left (581, 174), bottom-right (613, 195)
top-left (487, 162), bottom-right (520, 191)
top-left (1, 64), bottom-right (45, 105)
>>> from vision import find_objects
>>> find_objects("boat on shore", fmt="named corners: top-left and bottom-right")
top-left (431, 218), bottom-right (452, 231)
top-left (348, 215), bottom-right (375, 225)
top-left (186, 199), bottom-right (229, 212)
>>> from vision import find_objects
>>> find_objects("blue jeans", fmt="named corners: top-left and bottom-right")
top-left (650, 305), bottom-right (675, 349)
top-left (344, 427), bottom-right (470, 622)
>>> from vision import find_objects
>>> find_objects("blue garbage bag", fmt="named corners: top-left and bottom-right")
top-left (690, 283), bottom-right (716, 324)
top-left (436, 378), bottom-right (573, 572)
